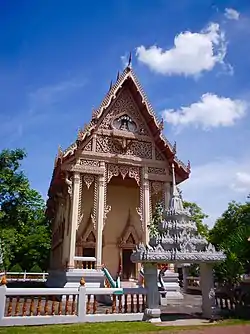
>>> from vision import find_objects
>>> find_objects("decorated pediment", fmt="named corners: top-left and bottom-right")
top-left (98, 88), bottom-right (149, 136)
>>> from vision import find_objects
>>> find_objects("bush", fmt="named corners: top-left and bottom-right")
top-left (30, 264), bottom-right (42, 273)
top-left (9, 264), bottom-right (23, 272)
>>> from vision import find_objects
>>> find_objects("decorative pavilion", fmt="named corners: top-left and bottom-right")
top-left (131, 163), bottom-right (226, 321)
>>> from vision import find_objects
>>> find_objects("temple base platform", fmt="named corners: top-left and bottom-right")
top-left (46, 268), bottom-right (104, 289)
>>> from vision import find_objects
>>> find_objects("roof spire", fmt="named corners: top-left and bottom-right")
top-left (109, 80), bottom-right (113, 91)
top-left (128, 52), bottom-right (132, 68)
top-left (170, 163), bottom-right (184, 212)
top-left (116, 71), bottom-right (120, 81)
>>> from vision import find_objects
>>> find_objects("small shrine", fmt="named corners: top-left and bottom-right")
top-left (131, 164), bottom-right (226, 322)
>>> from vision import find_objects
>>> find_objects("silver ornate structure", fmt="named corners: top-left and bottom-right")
top-left (131, 164), bottom-right (226, 322)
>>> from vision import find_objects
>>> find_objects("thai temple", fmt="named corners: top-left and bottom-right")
top-left (45, 60), bottom-right (192, 290)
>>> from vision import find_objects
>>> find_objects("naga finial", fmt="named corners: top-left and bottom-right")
top-left (77, 127), bottom-right (83, 141)
top-left (57, 145), bottom-right (63, 159)
top-left (116, 71), bottom-right (120, 81)
top-left (173, 141), bottom-right (177, 155)
top-left (92, 107), bottom-right (97, 120)
top-left (128, 51), bottom-right (132, 68)
top-left (109, 80), bottom-right (113, 91)
top-left (159, 118), bottom-right (164, 131)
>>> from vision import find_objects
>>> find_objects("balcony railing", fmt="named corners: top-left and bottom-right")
top-left (74, 256), bottom-right (96, 270)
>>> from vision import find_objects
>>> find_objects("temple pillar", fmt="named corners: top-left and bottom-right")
top-left (144, 263), bottom-right (161, 323)
top-left (200, 263), bottom-right (216, 319)
top-left (96, 163), bottom-right (105, 268)
top-left (143, 167), bottom-right (150, 244)
top-left (68, 172), bottom-right (81, 269)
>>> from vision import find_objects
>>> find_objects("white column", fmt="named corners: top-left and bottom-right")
top-left (164, 182), bottom-right (171, 209)
top-left (200, 263), bottom-right (216, 319)
top-left (96, 164), bottom-right (105, 268)
top-left (68, 172), bottom-right (81, 269)
top-left (62, 196), bottom-right (70, 266)
top-left (144, 263), bottom-right (161, 323)
top-left (143, 167), bottom-right (150, 244)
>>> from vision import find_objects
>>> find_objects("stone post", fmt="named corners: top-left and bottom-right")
top-left (200, 263), bottom-right (216, 319)
top-left (144, 263), bottom-right (161, 323)
top-left (68, 172), bottom-right (81, 269)
top-left (143, 167), bottom-right (150, 244)
top-left (182, 264), bottom-right (189, 293)
top-left (96, 163), bottom-right (105, 268)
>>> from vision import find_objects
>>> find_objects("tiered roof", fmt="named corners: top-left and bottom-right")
top-left (131, 164), bottom-right (226, 264)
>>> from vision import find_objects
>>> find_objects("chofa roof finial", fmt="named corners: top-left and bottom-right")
top-left (58, 145), bottom-right (63, 158)
top-left (128, 51), bottom-right (132, 68)
top-left (109, 80), bottom-right (113, 91)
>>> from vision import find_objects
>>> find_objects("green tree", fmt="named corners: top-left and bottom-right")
top-left (148, 202), bottom-right (163, 237)
top-left (183, 201), bottom-right (209, 238)
top-left (0, 149), bottom-right (51, 271)
top-left (210, 200), bottom-right (250, 287)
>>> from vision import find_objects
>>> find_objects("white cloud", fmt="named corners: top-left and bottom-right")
top-left (29, 79), bottom-right (85, 111)
top-left (180, 158), bottom-right (250, 226)
top-left (136, 23), bottom-right (228, 77)
top-left (224, 8), bottom-right (240, 21)
top-left (231, 172), bottom-right (250, 193)
top-left (162, 93), bottom-right (247, 130)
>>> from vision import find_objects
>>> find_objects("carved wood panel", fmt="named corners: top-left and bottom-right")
top-left (96, 135), bottom-right (152, 159)
top-left (99, 88), bottom-right (149, 136)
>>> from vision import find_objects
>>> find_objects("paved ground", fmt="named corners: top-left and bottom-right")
top-left (160, 293), bottom-right (203, 321)
top-left (166, 325), bottom-right (250, 334)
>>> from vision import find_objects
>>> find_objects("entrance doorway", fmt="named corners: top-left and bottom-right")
top-left (122, 249), bottom-right (136, 280)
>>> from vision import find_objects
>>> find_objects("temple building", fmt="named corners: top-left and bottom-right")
top-left (46, 62), bottom-right (191, 283)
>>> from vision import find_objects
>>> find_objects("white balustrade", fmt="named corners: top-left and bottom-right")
top-left (0, 283), bottom-right (147, 327)
top-left (74, 256), bottom-right (97, 270)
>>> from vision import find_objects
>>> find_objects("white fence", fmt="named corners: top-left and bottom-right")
top-left (0, 272), bottom-right (48, 283)
top-left (0, 283), bottom-right (147, 327)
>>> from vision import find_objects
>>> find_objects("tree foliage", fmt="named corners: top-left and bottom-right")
top-left (0, 149), bottom-right (51, 271)
top-left (148, 202), bottom-right (163, 237)
top-left (183, 201), bottom-right (209, 238)
top-left (210, 200), bottom-right (250, 287)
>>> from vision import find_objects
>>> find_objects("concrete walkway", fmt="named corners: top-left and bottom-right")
top-left (156, 318), bottom-right (211, 327)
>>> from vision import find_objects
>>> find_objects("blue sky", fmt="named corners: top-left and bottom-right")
top-left (1, 0), bottom-right (250, 226)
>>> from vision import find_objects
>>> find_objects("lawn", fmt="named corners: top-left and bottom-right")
top-left (0, 320), bottom-right (250, 334)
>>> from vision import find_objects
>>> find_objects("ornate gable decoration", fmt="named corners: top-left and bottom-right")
top-left (58, 66), bottom-right (190, 183)
top-left (99, 88), bottom-right (149, 136)
top-left (95, 87), bottom-right (154, 160)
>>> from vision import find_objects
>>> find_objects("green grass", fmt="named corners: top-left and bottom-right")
top-left (0, 319), bottom-right (249, 334)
